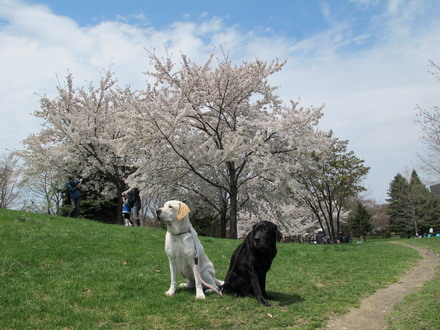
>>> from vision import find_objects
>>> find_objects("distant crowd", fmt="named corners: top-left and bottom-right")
top-left (315, 228), bottom-right (351, 244)
top-left (416, 227), bottom-right (440, 238)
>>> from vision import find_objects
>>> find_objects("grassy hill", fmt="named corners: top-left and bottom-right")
top-left (0, 208), bottom-right (434, 329)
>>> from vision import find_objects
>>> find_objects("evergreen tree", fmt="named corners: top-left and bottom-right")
top-left (387, 170), bottom-right (440, 237)
top-left (386, 174), bottom-right (412, 237)
top-left (408, 170), bottom-right (429, 235)
top-left (60, 174), bottom-right (119, 224)
top-left (420, 194), bottom-right (440, 234)
top-left (349, 202), bottom-right (373, 241)
top-left (409, 170), bottom-right (440, 234)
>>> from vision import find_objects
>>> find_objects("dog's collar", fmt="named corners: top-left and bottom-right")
top-left (170, 228), bottom-right (191, 236)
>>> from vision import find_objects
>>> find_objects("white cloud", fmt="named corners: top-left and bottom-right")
top-left (0, 0), bottom-right (439, 202)
top-left (273, 1), bottom-right (440, 201)
top-left (387, 0), bottom-right (401, 15)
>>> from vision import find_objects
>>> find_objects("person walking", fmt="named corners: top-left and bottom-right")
top-left (66, 176), bottom-right (83, 218)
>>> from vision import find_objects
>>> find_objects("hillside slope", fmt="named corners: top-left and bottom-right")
top-left (0, 209), bottom-right (420, 329)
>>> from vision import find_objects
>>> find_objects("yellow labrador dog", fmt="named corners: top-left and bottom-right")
top-left (156, 200), bottom-right (223, 299)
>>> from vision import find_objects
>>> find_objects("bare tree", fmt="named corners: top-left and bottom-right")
top-left (0, 153), bottom-right (21, 209)
top-left (21, 169), bottom-right (64, 215)
top-left (371, 203), bottom-right (389, 238)
top-left (416, 60), bottom-right (440, 181)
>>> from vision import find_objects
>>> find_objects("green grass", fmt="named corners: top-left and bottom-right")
top-left (387, 238), bottom-right (440, 330)
top-left (0, 209), bottom-right (425, 329)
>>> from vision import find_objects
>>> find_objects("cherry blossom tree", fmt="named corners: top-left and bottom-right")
top-left (126, 53), bottom-right (331, 238)
top-left (293, 138), bottom-right (369, 242)
top-left (237, 201), bottom-right (319, 242)
top-left (21, 72), bottom-right (135, 223)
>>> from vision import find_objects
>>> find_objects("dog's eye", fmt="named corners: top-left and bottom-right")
top-left (168, 205), bottom-right (173, 208)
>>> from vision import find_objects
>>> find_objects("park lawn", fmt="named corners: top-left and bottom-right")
top-left (0, 208), bottom-right (421, 329)
top-left (387, 238), bottom-right (440, 330)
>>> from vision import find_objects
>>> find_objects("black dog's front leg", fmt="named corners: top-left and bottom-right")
top-left (249, 271), bottom-right (270, 306)
top-left (259, 272), bottom-right (271, 300)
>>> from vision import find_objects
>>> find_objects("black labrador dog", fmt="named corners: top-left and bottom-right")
top-left (221, 221), bottom-right (282, 306)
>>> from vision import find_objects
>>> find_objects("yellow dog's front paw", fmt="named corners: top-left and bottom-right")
top-left (165, 290), bottom-right (175, 296)
top-left (195, 292), bottom-right (206, 299)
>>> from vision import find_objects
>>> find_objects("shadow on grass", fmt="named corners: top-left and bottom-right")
top-left (270, 291), bottom-right (304, 306)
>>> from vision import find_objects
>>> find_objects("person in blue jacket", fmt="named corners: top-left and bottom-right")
top-left (66, 176), bottom-right (83, 218)
top-left (122, 192), bottom-right (133, 227)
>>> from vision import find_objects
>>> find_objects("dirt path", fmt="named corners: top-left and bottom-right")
top-left (323, 242), bottom-right (439, 330)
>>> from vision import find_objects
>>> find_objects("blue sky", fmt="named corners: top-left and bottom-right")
top-left (20, 1), bottom-right (395, 45)
top-left (1, 0), bottom-right (440, 203)
top-left (27, 1), bottom-right (327, 34)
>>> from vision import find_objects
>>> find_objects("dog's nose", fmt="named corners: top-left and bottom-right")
top-left (156, 209), bottom-right (161, 217)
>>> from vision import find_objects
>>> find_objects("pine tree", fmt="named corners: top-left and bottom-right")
top-left (386, 170), bottom-right (440, 237)
top-left (421, 194), bottom-right (440, 234)
top-left (408, 170), bottom-right (428, 235)
top-left (349, 202), bottom-right (373, 241)
top-left (386, 174), bottom-right (412, 237)
top-left (409, 170), bottom-right (440, 235)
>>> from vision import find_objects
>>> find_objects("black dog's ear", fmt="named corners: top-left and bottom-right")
top-left (276, 226), bottom-right (283, 242)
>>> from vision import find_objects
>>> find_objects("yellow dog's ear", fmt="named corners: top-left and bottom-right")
top-left (177, 202), bottom-right (190, 221)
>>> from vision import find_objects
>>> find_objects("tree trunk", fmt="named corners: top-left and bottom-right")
top-left (336, 204), bottom-right (342, 238)
top-left (219, 200), bottom-right (228, 238)
top-left (410, 197), bottom-right (418, 236)
top-left (328, 213), bottom-right (336, 242)
top-left (46, 196), bottom-right (51, 215)
top-left (228, 161), bottom-right (238, 239)
top-left (361, 233), bottom-right (366, 242)
top-left (116, 183), bottom-right (125, 225)
top-left (229, 193), bottom-right (238, 239)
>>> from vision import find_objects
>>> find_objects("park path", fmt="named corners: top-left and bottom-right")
top-left (323, 242), bottom-right (439, 330)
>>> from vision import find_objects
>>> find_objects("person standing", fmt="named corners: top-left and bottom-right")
top-left (66, 176), bottom-right (83, 218)
top-left (122, 192), bottom-right (133, 227)
top-left (128, 188), bottom-right (142, 226)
